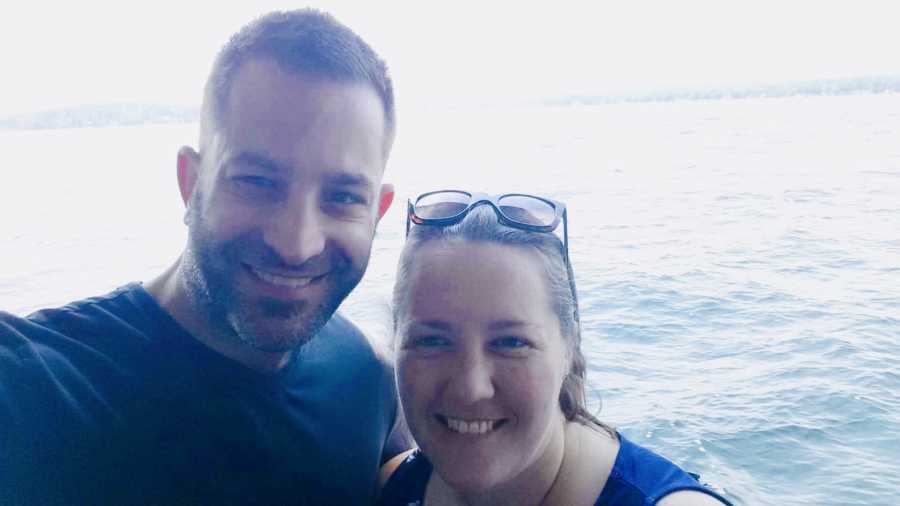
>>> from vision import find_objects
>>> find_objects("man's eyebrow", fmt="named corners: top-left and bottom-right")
top-left (324, 171), bottom-right (375, 190)
top-left (226, 152), bottom-right (286, 173)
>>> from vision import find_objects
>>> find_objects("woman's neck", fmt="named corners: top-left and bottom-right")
top-left (425, 420), bottom-right (567, 506)
top-left (424, 421), bottom-right (620, 506)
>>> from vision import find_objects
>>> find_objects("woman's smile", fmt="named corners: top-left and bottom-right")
top-left (436, 414), bottom-right (509, 435)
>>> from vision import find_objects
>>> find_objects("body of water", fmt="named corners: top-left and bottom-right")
top-left (2, 93), bottom-right (898, 505)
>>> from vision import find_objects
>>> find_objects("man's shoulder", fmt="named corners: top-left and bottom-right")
top-left (0, 285), bottom-right (159, 431)
top-left (296, 311), bottom-right (396, 400)
top-left (0, 283), bottom-right (159, 372)
top-left (22, 283), bottom-right (149, 326)
top-left (310, 311), bottom-right (391, 365)
top-left (319, 310), bottom-right (364, 337)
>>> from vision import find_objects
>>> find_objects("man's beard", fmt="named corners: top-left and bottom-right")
top-left (180, 207), bottom-right (368, 353)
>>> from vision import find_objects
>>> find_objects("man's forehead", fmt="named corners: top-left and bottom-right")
top-left (206, 58), bottom-right (387, 180)
top-left (226, 58), bottom-right (382, 123)
top-left (200, 56), bottom-right (392, 171)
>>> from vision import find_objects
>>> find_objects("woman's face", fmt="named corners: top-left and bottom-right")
top-left (395, 241), bottom-right (570, 493)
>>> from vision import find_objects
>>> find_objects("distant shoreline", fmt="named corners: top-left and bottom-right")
top-left (537, 75), bottom-right (900, 107)
top-left (0, 103), bottom-right (199, 131)
top-left (3, 75), bottom-right (900, 130)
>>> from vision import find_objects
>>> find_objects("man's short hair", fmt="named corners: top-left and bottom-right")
top-left (200, 9), bottom-right (395, 154)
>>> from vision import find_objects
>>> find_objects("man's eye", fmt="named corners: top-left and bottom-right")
top-left (227, 175), bottom-right (284, 202)
top-left (232, 175), bottom-right (277, 190)
top-left (326, 191), bottom-right (367, 206)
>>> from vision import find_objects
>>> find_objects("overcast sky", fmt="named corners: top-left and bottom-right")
top-left (2, 0), bottom-right (898, 116)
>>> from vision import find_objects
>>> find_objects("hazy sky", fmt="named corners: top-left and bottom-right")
top-left (2, 0), bottom-right (898, 116)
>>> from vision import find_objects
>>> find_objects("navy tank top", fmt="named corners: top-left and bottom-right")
top-left (378, 432), bottom-right (733, 505)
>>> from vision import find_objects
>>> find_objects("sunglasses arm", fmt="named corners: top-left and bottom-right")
top-left (405, 201), bottom-right (412, 236)
top-left (563, 208), bottom-right (570, 266)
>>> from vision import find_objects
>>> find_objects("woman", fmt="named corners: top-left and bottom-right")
top-left (378, 191), bottom-right (732, 506)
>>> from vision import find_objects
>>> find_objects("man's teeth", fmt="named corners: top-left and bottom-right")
top-left (252, 268), bottom-right (316, 288)
top-left (445, 417), bottom-right (496, 435)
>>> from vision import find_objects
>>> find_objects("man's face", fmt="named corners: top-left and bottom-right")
top-left (181, 59), bottom-right (391, 352)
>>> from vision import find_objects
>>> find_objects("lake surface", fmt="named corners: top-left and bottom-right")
top-left (2, 93), bottom-right (899, 505)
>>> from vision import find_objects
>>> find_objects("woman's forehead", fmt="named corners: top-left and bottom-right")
top-left (409, 241), bottom-right (543, 283)
top-left (402, 241), bottom-right (555, 320)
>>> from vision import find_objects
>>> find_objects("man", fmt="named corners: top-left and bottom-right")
top-left (1, 10), bottom-right (404, 505)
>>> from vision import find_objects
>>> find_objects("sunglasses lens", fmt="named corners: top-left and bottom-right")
top-left (414, 191), bottom-right (471, 220)
top-left (498, 195), bottom-right (557, 226)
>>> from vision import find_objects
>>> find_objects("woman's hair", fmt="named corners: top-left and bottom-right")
top-left (392, 205), bottom-right (612, 432)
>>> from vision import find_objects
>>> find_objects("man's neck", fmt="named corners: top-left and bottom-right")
top-left (144, 259), bottom-right (292, 374)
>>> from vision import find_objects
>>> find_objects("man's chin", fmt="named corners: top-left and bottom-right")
top-left (229, 318), bottom-right (321, 352)
top-left (246, 339), bottom-right (308, 354)
top-left (221, 280), bottom-right (352, 353)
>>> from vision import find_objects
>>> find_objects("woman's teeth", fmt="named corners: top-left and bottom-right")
top-left (445, 417), bottom-right (496, 435)
top-left (252, 267), bottom-right (317, 288)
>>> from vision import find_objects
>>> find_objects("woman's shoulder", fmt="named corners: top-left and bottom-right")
top-left (377, 449), bottom-right (431, 506)
top-left (596, 432), bottom-right (732, 506)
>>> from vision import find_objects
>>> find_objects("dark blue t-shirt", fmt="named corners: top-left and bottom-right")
top-left (0, 283), bottom-right (398, 505)
top-left (378, 432), bottom-right (733, 506)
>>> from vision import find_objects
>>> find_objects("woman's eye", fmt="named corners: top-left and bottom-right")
top-left (491, 336), bottom-right (531, 349)
top-left (413, 335), bottom-right (450, 348)
top-left (400, 335), bottom-right (452, 354)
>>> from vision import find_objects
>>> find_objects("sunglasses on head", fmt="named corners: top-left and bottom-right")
top-left (405, 190), bottom-right (569, 264)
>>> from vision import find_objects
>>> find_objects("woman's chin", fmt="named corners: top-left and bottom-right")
top-left (432, 460), bottom-right (510, 496)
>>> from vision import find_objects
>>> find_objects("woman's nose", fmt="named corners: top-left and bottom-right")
top-left (445, 350), bottom-right (495, 404)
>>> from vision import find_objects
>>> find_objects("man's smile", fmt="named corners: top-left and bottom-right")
top-left (244, 263), bottom-right (330, 292)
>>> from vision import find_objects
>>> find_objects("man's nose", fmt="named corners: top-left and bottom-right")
top-left (446, 349), bottom-right (495, 404)
top-left (263, 196), bottom-right (327, 265)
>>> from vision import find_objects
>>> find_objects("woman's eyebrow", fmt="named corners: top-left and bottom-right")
top-left (407, 320), bottom-right (453, 331)
top-left (487, 320), bottom-right (530, 332)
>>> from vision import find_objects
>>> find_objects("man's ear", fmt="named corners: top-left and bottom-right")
top-left (375, 183), bottom-right (395, 223)
top-left (176, 146), bottom-right (201, 206)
